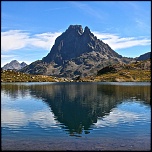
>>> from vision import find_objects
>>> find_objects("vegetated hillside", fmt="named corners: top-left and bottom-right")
top-left (2, 59), bottom-right (151, 82)
top-left (2, 60), bottom-right (27, 70)
top-left (79, 59), bottom-right (151, 82)
top-left (1, 70), bottom-right (66, 82)
top-left (19, 25), bottom-right (133, 78)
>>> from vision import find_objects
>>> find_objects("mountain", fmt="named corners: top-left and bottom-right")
top-left (20, 25), bottom-right (133, 78)
top-left (2, 60), bottom-right (27, 70)
top-left (137, 52), bottom-right (151, 61)
top-left (42, 25), bottom-right (122, 63)
top-left (20, 62), bottom-right (27, 68)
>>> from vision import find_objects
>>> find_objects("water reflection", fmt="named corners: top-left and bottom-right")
top-left (1, 82), bottom-right (151, 136)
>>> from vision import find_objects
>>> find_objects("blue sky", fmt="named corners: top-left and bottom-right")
top-left (1, 1), bottom-right (151, 66)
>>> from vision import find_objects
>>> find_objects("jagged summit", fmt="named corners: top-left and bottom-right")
top-left (65, 25), bottom-right (92, 36)
top-left (42, 25), bottom-right (121, 64)
top-left (66, 25), bottom-right (83, 35)
top-left (84, 26), bottom-right (91, 33)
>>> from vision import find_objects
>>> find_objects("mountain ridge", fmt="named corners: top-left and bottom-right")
top-left (19, 25), bottom-right (150, 78)
top-left (1, 59), bottom-right (150, 82)
top-left (2, 60), bottom-right (27, 70)
top-left (137, 52), bottom-right (151, 61)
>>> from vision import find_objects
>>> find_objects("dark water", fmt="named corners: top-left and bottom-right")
top-left (1, 82), bottom-right (151, 150)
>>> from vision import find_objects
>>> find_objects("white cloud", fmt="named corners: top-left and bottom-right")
top-left (93, 31), bottom-right (151, 50)
top-left (30, 32), bottom-right (61, 50)
top-left (2, 29), bottom-right (150, 53)
top-left (1, 54), bottom-right (17, 58)
top-left (1, 30), bottom-right (61, 52)
top-left (1, 30), bottom-right (29, 51)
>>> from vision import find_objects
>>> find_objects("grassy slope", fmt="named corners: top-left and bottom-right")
top-left (90, 70), bottom-right (150, 82)
top-left (80, 60), bottom-right (151, 82)
top-left (1, 70), bottom-right (62, 82)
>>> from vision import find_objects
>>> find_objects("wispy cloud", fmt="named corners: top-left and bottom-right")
top-left (93, 31), bottom-right (151, 50)
top-left (1, 54), bottom-right (17, 59)
top-left (135, 18), bottom-right (150, 31)
top-left (1, 30), bottom-right (62, 66)
top-left (127, 2), bottom-right (150, 32)
top-left (2, 30), bottom-right (151, 52)
top-left (45, 6), bottom-right (71, 12)
top-left (1, 30), bottom-right (62, 52)
top-left (71, 2), bottom-right (105, 21)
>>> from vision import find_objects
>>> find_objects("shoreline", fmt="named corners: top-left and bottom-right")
top-left (2, 137), bottom-right (150, 151)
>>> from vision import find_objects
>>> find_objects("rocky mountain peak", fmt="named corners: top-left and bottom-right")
top-left (43, 25), bottom-right (121, 64)
top-left (84, 26), bottom-right (90, 33)
top-left (66, 25), bottom-right (83, 35)
top-left (10, 60), bottom-right (19, 64)
top-left (2, 60), bottom-right (27, 70)
top-left (21, 62), bottom-right (27, 67)
top-left (66, 25), bottom-right (92, 36)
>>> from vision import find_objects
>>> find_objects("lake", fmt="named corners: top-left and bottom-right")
top-left (1, 82), bottom-right (151, 150)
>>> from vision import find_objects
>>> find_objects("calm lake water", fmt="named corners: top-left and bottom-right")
top-left (1, 82), bottom-right (151, 150)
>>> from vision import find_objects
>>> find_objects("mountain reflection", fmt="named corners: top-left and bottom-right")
top-left (1, 82), bottom-right (150, 136)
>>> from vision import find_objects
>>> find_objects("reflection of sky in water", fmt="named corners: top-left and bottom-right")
top-left (1, 83), bottom-right (151, 142)
top-left (98, 82), bottom-right (151, 86)
top-left (1, 92), bottom-right (58, 130)
top-left (1, 82), bottom-right (151, 152)
top-left (2, 91), bottom-right (150, 133)
top-left (94, 101), bottom-right (150, 128)
top-left (2, 108), bottom-right (57, 129)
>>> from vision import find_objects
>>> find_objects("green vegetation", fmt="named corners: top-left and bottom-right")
top-left (96, 69), bottom-right (150, 82)
top-left (79, 69), bottom-right (150, 82)
top-left (1, 70), bottom-right (62, 82)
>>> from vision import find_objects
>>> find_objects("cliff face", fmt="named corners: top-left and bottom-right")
top-left (20, 25), bottom-right (133, 78)
top-left (42, 25), bottom-right (122, 64)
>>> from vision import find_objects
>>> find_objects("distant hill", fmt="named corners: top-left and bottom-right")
top-left (137, 52), bottom-right (151, 61)
top-left (2, 60), bottom-right (27, 70)
top-left (20, 25), bottom-right (133, 78)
